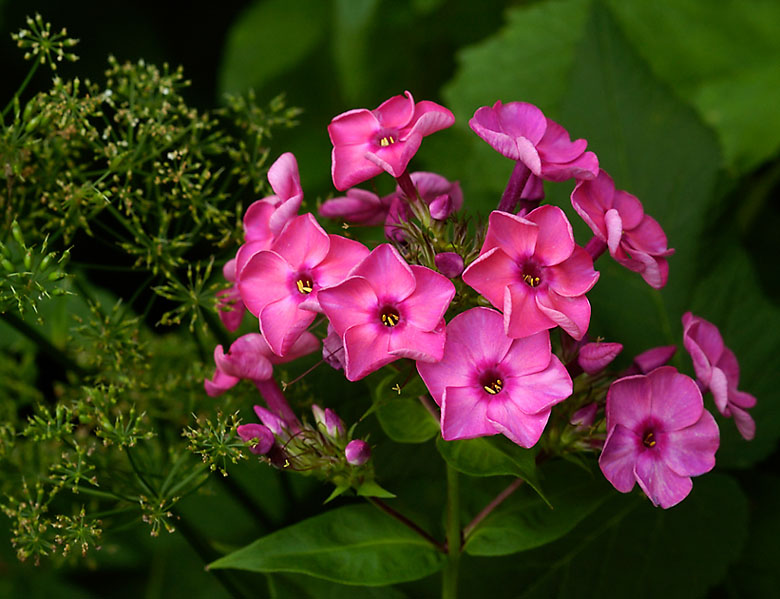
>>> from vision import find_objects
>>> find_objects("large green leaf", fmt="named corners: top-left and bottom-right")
top-left (464, 460), bottom-right (610, 556)
top-left (605, 0), bottom-right (780, 172)
top-left (219, 0), bottom-right (329, 95)
top-left (268, 572), bottom-right (407, 599)
top-left (436, 435), bottom-right (544, 502)
top-left (208, 504), bottom-right (445, 585)
top-left (512, 473), bottom-right (748, 599)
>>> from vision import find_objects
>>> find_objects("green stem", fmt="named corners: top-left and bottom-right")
top-left (0, 311), bottom-right (90, 378)
top-left (2, 61), bottom-right (40, 120)
top-left (442, 464), bottom-right (461, 599)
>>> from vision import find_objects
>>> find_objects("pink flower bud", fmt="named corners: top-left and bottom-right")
top-left (577, 342), bottom-right (623, 374)
top-left (569, 403), bottom-right (598, 428)
top-left (434, 252), bottom-right (464, 278)
top-left (236, 423), bottom-right (275, 455)
top-left (345, 439), bottom-right (371, 466)
top-left (312, 404), bottom-right (345, 439)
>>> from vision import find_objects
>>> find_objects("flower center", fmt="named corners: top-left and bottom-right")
top-left (522, 273), bottom-right (541, 287)
top-left (379, 306), bottom-right (401, 327)
top-left (643, 431), bottom-right (657, 448)
top-left (379, 135), bottom-right (397, 147)
top-left (295, 276), bottom-right (314, 294)
top-left (479, 370), bottom-right (504, 395)
top-left (519, 261), bottom-right (542, 288)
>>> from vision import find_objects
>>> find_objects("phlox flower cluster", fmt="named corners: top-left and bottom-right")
top-left (205, 91), bottom-right (756, 509)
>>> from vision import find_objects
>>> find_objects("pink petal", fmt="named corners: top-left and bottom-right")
top-left (526, 205), bottom-right (575, 266)
top-left (350, 244), bottom-right (416, 301)
top-left (267, 152), bottom-right (302, 201)
top-left (599, 424), bottom-right (641, 493)
top-left (243, 200), bottom-right (275, 244)
top-left (269, 331), bottom-right (320, 365)
top-left (204, 368), bottom-right (239, 397)
top-left (494, 101), bottom-right (547, 145)
top-left (260, 295), bottom-right (316, 357)
top-left (540, 150), bottom-right (599, 182)
top-left (570, 171), bottom-right (614, 238)
top-left (647, 367), bottom-right (704, 431)
top-left (238, 251), bottom-right (293, 317)
top-left (388, 321), bottom-right (447, 363)
top-left (500, 330), bottom-right (555, 378)
top-left (604, 209), bottom-right (623, 256)
top-left (606, 375), bottom-right (652, 431)
top-left (441, 385), bottom-right (497, 441)
top-left (407, 101), bottom-right (456, 138)
top-left (709, 367), bottom-right (730, 414)
top-left (657, 410), bottom-right (719, 477)
top-left (328, 109), bottom-right (379, 145)
top-left (462, 247), bottom-right (519, 309)
top-left (482, 210), bottom-right (539, 261)
top-left (271, 213), bottom-right (330, 270)
top-left (331, 144), bottom-right (383, 191)
top-left (317, 276), bottom-right (378, 335)
top-left (236, 423), bottom-right (274, 455)
top-left (505, 283), bottom-right (554, 339)
top-left (534, 288), bottom-right (591, 340)
top-left (730, 405), bottom-right (756, 441)
top-left (578, 342), bottom-right (624, 374)
top-left (365, 134), bottom-right (421, 177)
top-left (634, 451), bottom-right (693, 509)
top-left (400, 266), bottom-right (455, 331)
top-left (374, 91), bottom-right (416, 129)
top-left (612, 189), bottom-right (644, 230)
top-left (215, 334), bottom-right (273, 380)
top-left (546, 245), bottom-right (599, 297)
top-left (501, 355), bottom-right (572, 415)
top-left (631, 345), bottom-right (676, 374)
top-left (319, 189), bottom-right (387, 225)
top-left (312, 235), bottom-right (371, 289)
top-left (342, 322), bottom-right (393, 381)
top-left (488, 401), bottom-right (551, 448)
top-left (537, 118), bottom-right (587, 163)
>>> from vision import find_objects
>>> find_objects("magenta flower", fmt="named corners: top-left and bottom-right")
top-left (599, 366), bottom-right (719, 509)
top-left (470, 101), bottom-right (598, 212)
top-left (462, 206), bottom-right (599, 340)
top-left (578, 341), bottom-right (623, 374)
top-left (319, 187), bottom-right (393, 226)
top-left (236, 422), bottom-right (275, 455)
top-left (239, 213), bottom-right (369, 356)
top-left (317, 244), bottom-right (455, 381)
top-left (571, 169), bottom-right (674, 289)
top-left (682, 312), bottom-right (756, 440)
top-left (328, 91), bottom-right (455, 190)
top-left (203, 332), bottom-right (319, 397)
top-left (417, 307), bottom-right (572, 447)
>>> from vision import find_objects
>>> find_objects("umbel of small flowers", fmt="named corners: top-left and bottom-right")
top-left (205, 91), bottom-right (755, 512)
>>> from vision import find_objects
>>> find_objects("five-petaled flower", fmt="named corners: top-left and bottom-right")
top-left (238, 213), bottom-right (369, 356)
top-left (599, 366), bottom-right (719, 509)
top-left (417, 307), bottom-right (572, 447)
top-left (682, 312), bottom-right (756, 440)
top-left (318, 244), bottom-right (455, 381)
top-left (462, 206), bottom-right (599, 340)
top-left (328, 91), bottom-right (455, 190)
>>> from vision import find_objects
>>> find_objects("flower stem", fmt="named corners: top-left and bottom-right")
top-left (368, 497), bottom-right (446, 553)
top-left (584, 236), bottom-right (608, 262)
top-left (2, 61), bottom-right (40, 120)
top-left (497, 162), bottom-right (532, 213)
top-left (442, 464), bottom-right (461, 599)
top-left (463, 477), bottom-right (524, 541)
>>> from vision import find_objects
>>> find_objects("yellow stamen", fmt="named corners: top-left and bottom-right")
top-left (643, 432), bottom-right (656, 448)
top-left (381, 311), bottom-right (400, 327)
top-left (522, 274), bottom-right (541, 287)
top-left (296, 278), bottom-right (313, 294)
top-left (483, 378), bottom-right (503, 395)
top-left (379, 135), bottom-right (396, 147)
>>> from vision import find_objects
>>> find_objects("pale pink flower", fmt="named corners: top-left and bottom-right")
top-left (238, 213), bottom-right (369, 356)
top-left (599, 366), bottom-right (719, 509)
top-left (682, 312), bottom-right (756, 440)
top-left (462, 206), bottom-right (599, 340)
top-left (571, 169), bottom-right (674, 289)
top-left (417, 307), bottom-right (572, 447)
top-left (328, 91), bottom-right (455, 190)
top-left (318, 244), bottom-right (455, 381)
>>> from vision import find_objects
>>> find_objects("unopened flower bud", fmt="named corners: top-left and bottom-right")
top-left (236, 423), bottom-right (275, 455)
top-left (578, 342), bottom-right (623, 374)
top-left (570, 403), bottom-right (598, 429)
top-left (345, 439), bottom-right (371, 466)
top-left (312, 404), bottom-right (345, 439)
top-left (435, 252), bottom-right (464, 278)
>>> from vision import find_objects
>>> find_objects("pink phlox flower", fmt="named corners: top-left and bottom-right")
top-left (462, 206), bottom-right (599, 340)
top-left (470, 100), bottom-right (598, 183)
top-left (236, 405), bottom-right (291, 460)
top-left (417, 307), bottom-right (572, 447)
top-left (682, 312), bottom-right (756, 440)
top-left (578, 341), bottom-right (624, 374)
top-left (203, 331), bottom-right (319, 397)
top-left (216, 258), bottom-right (245, 332)
top-left (623, 345), bottom-right (677, 376)
top-left (239, 213), bottom-right (370, 356)
top-left (599, 366), bottom-right (719, 509)
top-left (571, 169), bottom-right (674, 289)
top-left (318, 243), bottom-right (455, 381)
top-left (328, 91), bottom-right (455, 190)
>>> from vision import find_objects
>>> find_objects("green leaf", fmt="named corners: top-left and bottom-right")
top-left (372, 373), bottom-right (440, 444)
top-left (269, 572), bottom-right (408, 599)
top-left (464, 460), bottom-right (611, 556)
top-left (513, 473), bottom-right (748, 599)
top-left (436, 435), bottom-right (544, 502)
top-left (219, 0), bottom-right (328, 95)
top-left (209, 504), bottom-right (445, 585)
top-left (356, 480), bottom-right (396, 499)
top-left (604, 0), bottom-right (780, 172)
